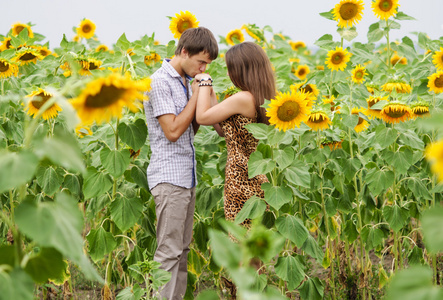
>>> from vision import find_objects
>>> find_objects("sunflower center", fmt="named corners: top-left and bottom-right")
top-left (367, 99), bottom-right (379, 108)
top-left (178, 20), bottom-right (191, 33)
top-left (385, 108), bottom-right (406, 118)
top-left (89, 62), bottom-right (99, 70)
top-left (19, 53), bottom-right (37, 61)
top-left (311, 113), bottom-right (326, 123)
top-left (5, 40), bottom-right (11, 49)
top-left (85, 85), bottom-right (125, 108)
top-left (304, 85), bottom-right (313, 94)
top-left (0, 61), bottom-right (9, 72)
top-left (231, 34), bottom-right (241, 42)
top-left (31, 92), bottom-right (52, 109)
top-left (82, 24), bottom-right (91, 33)
top-left (277, 100), bottom-right (300, 122)
top-left (339, 3), bottom-right (358, 20)
top-left (15, 25), bottom-right (25, 34)
top-left (379, 0), bottom-right (393, 12)
top-left (434, 75), bottom-right (443, 88)
top-left (333, 53), bottom-right (344, 64)
top-left (298, 69), bottom-right (306, 76)
top-left (355, 70), bottom-right (364, 79)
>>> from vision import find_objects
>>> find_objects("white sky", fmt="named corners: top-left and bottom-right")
top-left (1, 0), bottom-right (442, 49)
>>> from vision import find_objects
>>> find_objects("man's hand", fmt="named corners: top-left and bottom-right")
top-left (194, 73), bottom-right (212, 82)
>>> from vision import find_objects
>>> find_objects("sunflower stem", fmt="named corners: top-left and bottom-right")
top-left (386, 19), bottom-right (391, 70)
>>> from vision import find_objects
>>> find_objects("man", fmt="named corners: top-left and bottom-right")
top-left (144, 27), bottom-right (218, 300)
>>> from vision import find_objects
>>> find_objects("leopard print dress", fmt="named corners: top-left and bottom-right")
top-left (220, 114), bottom-right (268, 225)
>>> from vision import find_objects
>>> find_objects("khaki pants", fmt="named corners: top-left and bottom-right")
top-left (151, 183), bottom-right (196, 300)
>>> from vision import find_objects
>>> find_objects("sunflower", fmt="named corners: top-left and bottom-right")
top-left (333, 0), bottom-right (365, 28)
top-left (290, 81), bottom-right (319, 105)
top-left (380, 102), bottom-right (412, 124)
top-left (321, 140), bottom-right (343, 151)
top-left (326, 47), bottom-right (351, 71)
top-left (351, 107), bottom-right (370, 132)
top-left (81, 58), bottom-right (103, 76)
top-left (372, 0), bottom-right (399, 20)
top-left (13, 48), bottom-right (44, 65)
top-left (316, 65), bottom-right (325, 70)
top-left (242, 24), bottom-right (261, 41)
top-left (294, 65), bottom-right (310, 80)
top-left (366, 96), bottom-right (386, 119)
top-left (24, 88), bottom-right (62, 120)
top-left (390, 52), bottom-right (407, 66)
top-left (226, 29), bottom-right (245, 46)
top-left (222, 86), bottom-right (241, 100)
top-left (366, 83), bottom-right (379, 95)
top-left (381, 79), bottom-right (412, 93)
top-left (411, 100), bottom-right (430, 118)
top-left (76, 19), bottom-right (96, 39)
top-left (12, 22), bottom-right (34, 38)
top-left (428, 71), bottom-right (443, 94)
top-left (0, 37), bottom-right (13, 51)
top-left (432, 47), bottom-right (443, 70)
top-left (169, 11), bottom-right (199, 39)
top-left (29, 45), bottom-right (52, 58)
top-left (75, 125), bottom-right (93, 138)
top-left (95, 44), bottom-right (109, 52)
top-left (72, 35), bottom-right (81, 42)
top-left (144, 53), bottom-right (161, 66)
top-left (289, 57), bottom-right (300, 63)
top-left (289, 41), bottom-right (306, 51)
top-left (306, 110), bottom-right (331, 131)
top-left (425, 140), bottom-right (443, 182)
top-left (0, 59), bottom-right (19, 79)
top-left (351, 64), bottom-right (367, 84)
top-left (266, 90), bottom-right (311, 131)
top-left (70, 73), bottom-right (150, 125)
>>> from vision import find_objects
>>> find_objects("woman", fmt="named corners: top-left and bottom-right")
top-left (195, 42), bottom-right (276, 225)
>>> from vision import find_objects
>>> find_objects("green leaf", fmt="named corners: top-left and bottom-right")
top-left (262, 183), bottom-right (292, 210)
top-left (235, 196), bottom-right (267, 224)
top-left (83, 166), bottom-right (113, 199)
top-left (399, 130), bottom-right (424, 150)
top-left (314, 34), bottom-right (336, 49)
top-left (383, 204), bottom-right (409, 232)
top-left (100, 146), bottom-right (130, 178)
top-left (86, 227), bottom-right (117, 262)
top-left (248, 151), bottom-right (276, 178)
top-left (110, 196), bottom-right (144, 232)
top-left (394, 11), bottom-right (416, 21)
top-left (0, 150), bottom-right (39, 193)
top-left (24, 247), bottom-right (66, 283)
top-left (0, 246), bottom-right (15, 267)
top-left (208, 229), bottom-right (241, 270)
top-left (319, 10), bottom-right (334, 21)
top-left (274, 147), bottom-right (294, 170)
top-left (274, 255), bottom-right (305, 291)
top-left (116, 284), bottom-right (144, 300)
top-left (301, 235), bottom-right (324, 263)
top-left (284, 160), bottom-right (311, 188)
top-left (365, 168), bottom-right (394, 197)
top-left (0, 268), bottom-right (34, 300)
top-left (63, 174), bottom-right (81, 195)
top-left (275, 215), bottom-right (309, 248)
top-left (338, 26), bottom-right (358, 42)
top-left (15, 193), bottom-right (101, 281)
top-left (341, 114), bottom-right (359, 129)
top-left (118, 119), bottom-right (148, 151)
top-left (375, 126), bottom-right (398, 149)
top-left (193, 221), bottom-right (208, 253)
top-left (36, 166), bottom-right (63, 196)
top-left (367, 22), bottom-right (384, 43)
top-left (361, 226), bottom-right (385, 251)
top-left (422, 206), bottom-right (443, 254)
top-left (244, 123), bottom-right (271, 140)
top-left (384, 148), bottom-right (413, 175)
top-left (299, 277), bottom-right (324, 300)
top-left (385, 266), bottom-right (443, 300)
top-left (130, 165), bottom-right (150, 192)
top-left (116, 33), bottom-right (131, 51)
top-left (407, 178), bottom-right (433, 201)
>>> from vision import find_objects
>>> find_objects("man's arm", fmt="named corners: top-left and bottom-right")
top-left (157, 80), bottom-right (200, 142)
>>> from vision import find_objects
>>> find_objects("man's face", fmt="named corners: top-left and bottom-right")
top-left (182, 50), bottom-right (212, 78)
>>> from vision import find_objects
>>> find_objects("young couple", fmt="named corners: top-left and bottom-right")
top-left (143, 27), bottom-right (276, 300)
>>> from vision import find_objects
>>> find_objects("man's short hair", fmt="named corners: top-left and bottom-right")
top-left (175, 27), bottom-right (218, 60)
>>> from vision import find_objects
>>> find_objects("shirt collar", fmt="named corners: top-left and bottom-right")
top-left (162, 59), bottom-right (192, 81)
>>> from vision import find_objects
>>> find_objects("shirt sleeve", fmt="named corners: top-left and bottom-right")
top-left (148, 78), bottom-right (177, 118)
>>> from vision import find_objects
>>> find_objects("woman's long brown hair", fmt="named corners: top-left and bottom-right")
top-left (225, 42), bottom-right (276, 124)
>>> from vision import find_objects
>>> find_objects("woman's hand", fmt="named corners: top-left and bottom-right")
top-left (195, 73), bottom-right (212, 82)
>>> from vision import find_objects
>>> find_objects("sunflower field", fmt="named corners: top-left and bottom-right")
top-left (1, 1), bottom-right (443, 299)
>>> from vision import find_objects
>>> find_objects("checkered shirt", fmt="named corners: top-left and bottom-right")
top-left (144, 59), bottom-right (197, 190)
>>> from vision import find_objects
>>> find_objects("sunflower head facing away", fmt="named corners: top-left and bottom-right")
top-left (366, 96), bottom-right (387, 119)
top-left (333, 0), bottom-right (365, 28)
top-left (366, 83), bottom-right (379, 95)
top-left (294, 65), bottom-right (310, 80)
top-left (169, 11), bottom-right (199, 39)
top-left (351, 107), bottom-right (370, 132)
top-left (266, 90), bottom-right (312, 131)
top-left (78, 58), bottom-right (103, 76)
top-left (25, 88), bottom-right (62, 120)
top-left (380, 102), bottom-right (412, 124)
top-left (242, 24), bottom-right (262, 42)
top-left (0, 37), bottom-right (13, 51)
top-left (372, 0), bottom-right (399, 20)
top-left (351, 64), bottom-right (367, 84)
top-left (144, 53), bottom-right (161, 66)
top-left (306, 110), bottom-right (331, 131)
top-left (326, 47), bottom-right (351, 71)
top-left (425, 140), bottom-right (443, 182)
top-left (76, 19), bottom-right (96, 39)
top-left (411, 100), bottom-right (430, 118)
top-left (70, 73), bottom-right (150, 125)
top-left (226, 29), bottom-right (245, 46)
top-left (13, 48), bottom-right (44, 65)
top-left (12, 22), bottom-right (34, 38)
top-left (0, 59), bottom-right (19, 79)
top-left (381, 79), bottom-right (412, 94)
top-left (428, 71), bottom-right (443, 94)
top-left (432, 47), bottom-right (443, 70)
top-left (289, 40), bottom-right (306, 51)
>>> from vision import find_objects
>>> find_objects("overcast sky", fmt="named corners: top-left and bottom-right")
top-left (2, 0), bottom-right (442, 49)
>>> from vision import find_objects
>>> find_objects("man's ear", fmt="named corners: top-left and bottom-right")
top-left (181, 48), bottom-right (189, 58)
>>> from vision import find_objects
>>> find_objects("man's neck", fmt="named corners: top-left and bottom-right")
top-left (169, 56), bottom-right (185, 78)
